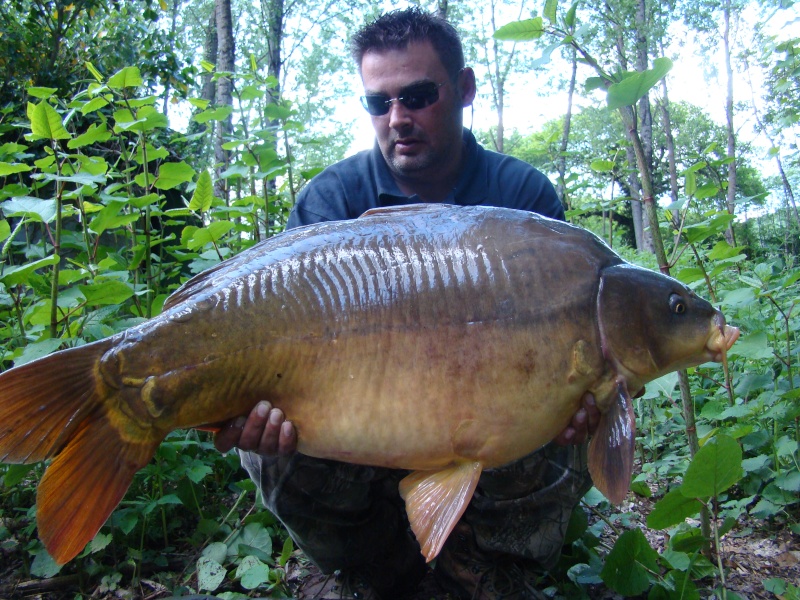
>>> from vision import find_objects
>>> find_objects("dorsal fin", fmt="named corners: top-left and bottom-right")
top-left (359, 203), bottom-right (455, 218)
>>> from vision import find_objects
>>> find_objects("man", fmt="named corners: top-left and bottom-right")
top-left (215, 8), bottom-right (598, 599)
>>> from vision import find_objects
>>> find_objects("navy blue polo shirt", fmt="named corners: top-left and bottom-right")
top-left (286, 129), bottom-right (563, 229)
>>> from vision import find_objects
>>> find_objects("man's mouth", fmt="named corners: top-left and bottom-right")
top-left (394, 138), bottom-right (423, 152)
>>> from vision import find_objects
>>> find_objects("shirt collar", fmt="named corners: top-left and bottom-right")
top-left (371, 129), bottom-right (484, 206)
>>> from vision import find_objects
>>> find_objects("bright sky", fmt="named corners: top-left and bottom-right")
top-left (344, 1), bottom-right (800, 175)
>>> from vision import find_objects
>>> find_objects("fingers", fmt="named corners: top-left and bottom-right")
top-left (214, 416), bottom-right (247, 453)
top-left (583, 393), bottom-right (600, 436)
top-left (214, 401), bottom-right (298, 456)
top-left (554, 392), bottom-right (599, 447)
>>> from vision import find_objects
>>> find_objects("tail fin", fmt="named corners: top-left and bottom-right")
top-left (0, 340), bottom-right (160, 564)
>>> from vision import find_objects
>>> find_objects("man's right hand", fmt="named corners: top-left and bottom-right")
top-left (214, 401), bottom-right (298, 456)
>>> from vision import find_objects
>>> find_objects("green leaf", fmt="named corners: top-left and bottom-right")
top-left (727, 331), bottom-right (772, 360)
top-left (647, 488), bottom-right (703, 529)
top-left (154, 161), bottom-right (196, 190)
top-left (564, 2), bottom-right (578, 28)
top-left (79, 280), bottom-right (135, 305)
top-left (67, 123), bottom-right (112, 149)
top-left (108, 66), bottom-right (143, 89)
top-left (189, 97), bottom-right (210, 110)
top-left (197, 557), bottom-right (226, 592)
top-left (670, 527), bottom-right (706, 553)
top-left (193, 105), bottom-right (234, 124)
top-left (89, 532), bottom-right (112, 553)
top-left (241, 85), bottom-right (265, 101)
top-left (279, 535), bottom-right (293, 567)
top-left (684, 170), bottom-right (696, 196)
top-left (607, 57), bottom-right (673, 110)
top-left (742, 454), bottom-right (772, 473)
top-left (14, 338), bottom-right (63, 366)
top-left (750, 498), bottom-right (781, 519)
top-left (28, 87), bottom-right (59, 99)
top-left (202, 542), bottom-right (228, 565)
top-left (694, 184), bottom-right (720, 200)
top-left (493, 17), bottom-right (545, 41)
top-left (681, 434), bottom-right (742, 498)
top-left (227, 523), bottom-right (273, 558)
top-left (682, 213), bottom-right (735, 244)
top-left (236, 556), bottom-right (271, 589)
top-left (80, 96), bottom-right (109, 115)
top-left (585, 76), bottom-right (609, 93)
top-left (156, 494), bottom-right (183, 505)
top-left (186, 221), bottom-right (234, 249)
top-left (590, 159), bottom-right (615, 172)
top-left (649, 571), bottom-right (700, 600)
top-left (265, 103), bottom-right (293, 121)
top-left (30, 102), bottom-right (71, 140)
top-left (89, 201), bottom-right (139, 234)
top-left (707, 241), bottom-right (744, 260)
top-left (601, 529), bottom-right (660, 595)
top-left (220, 164), bottom-right (250, 179)
top-left (543, 0), bottom-right (558, 24)
top-left (0, 255), bottom-right (59, 286)
top-left (190, 171), bottom-right (214, 212)
top-left (0, 162), bottom-right (32, 176)
top-left (31, 550), bottom-right (62, 578)
top-left (129, 193), bottom-right (162, 209)
top-left (3, 463), bottom-right (36, 487)
top-left (186, 461), bottom-right (213, 483)
top-left (2, 197), bottom-right (57, 222)
top-left (85, 61), bottom-right (104, 82)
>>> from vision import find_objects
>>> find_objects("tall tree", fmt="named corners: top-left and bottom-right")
top-left (214, 0), bottom-right (235, 201)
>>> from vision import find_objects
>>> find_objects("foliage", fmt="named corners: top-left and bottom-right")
top-left (0, 0), bottom-right (799, 598)
top-left (0, 65), bottom-right (301, 595)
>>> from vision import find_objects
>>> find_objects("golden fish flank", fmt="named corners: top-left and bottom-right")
top-left (0, 203), bottom-right (739, 565)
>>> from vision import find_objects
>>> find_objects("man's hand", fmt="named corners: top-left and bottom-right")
top-left (553, 393), bottom-right (600, 446)
top-left (214, 401), bottom-right (298, 456)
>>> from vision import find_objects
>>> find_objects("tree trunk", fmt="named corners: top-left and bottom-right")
top-left (162, 0), bottom-right (182, 115)
top-left (201, 12), bottom-right (218, 105)
top-left (556, 46), bottom-right (578, 212)
top-left (214, 0), bottom-right (235, 203)
top-left (633, 0), bottom-right (655, 253)
top-left (722, 0), bottom-right (737, 245)
top-left (659, 66), bottom-right (681, 236)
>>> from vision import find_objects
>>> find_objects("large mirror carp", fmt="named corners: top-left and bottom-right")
top-left (0, 204), bottom-right (739, 564)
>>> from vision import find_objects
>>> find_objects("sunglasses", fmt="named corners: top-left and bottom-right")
top-left (360, 81), bottom-right (445, 116)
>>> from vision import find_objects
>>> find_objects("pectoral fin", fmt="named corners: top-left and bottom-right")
top-left (399, 461), bottom-right (482, 562)
top-left (588, 380), bottom-right (635, 504)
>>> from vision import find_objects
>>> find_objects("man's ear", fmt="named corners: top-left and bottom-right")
top-left (458, 67), bottom-right (477, 107)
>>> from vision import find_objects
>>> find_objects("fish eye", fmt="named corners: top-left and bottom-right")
top-left (669, 293), bottom-right (686, 314)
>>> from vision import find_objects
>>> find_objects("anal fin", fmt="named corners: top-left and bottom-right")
top-left (588, 379), bottom-right (636, 504)
top-left (399, 461), bottom-right (482, 562)
top-left (37, 412), bottom-right (159, 564)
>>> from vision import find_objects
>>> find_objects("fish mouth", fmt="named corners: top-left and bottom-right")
top-left (706, 313), bottom-right (740, 362)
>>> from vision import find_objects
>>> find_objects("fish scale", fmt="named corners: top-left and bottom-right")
top-left (0, 203), bottom-right (739, 565)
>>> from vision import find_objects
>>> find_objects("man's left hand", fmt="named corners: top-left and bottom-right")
top-left (553, 393), bottom-right (600, 446)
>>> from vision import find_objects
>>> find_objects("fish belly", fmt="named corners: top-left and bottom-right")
top-left (107, 207), bottom-right (608, 468)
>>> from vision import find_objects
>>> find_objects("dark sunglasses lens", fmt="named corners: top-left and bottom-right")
top-left (361, 95), bottom-right (390, 116)
top-left (400, 84), bottom-right (439, 110)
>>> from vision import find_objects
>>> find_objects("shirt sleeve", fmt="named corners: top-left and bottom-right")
top-left (286, 170), bottom-right (352, 229)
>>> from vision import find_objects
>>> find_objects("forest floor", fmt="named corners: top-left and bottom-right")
top-left (1, 494), bottom-right (797, 599)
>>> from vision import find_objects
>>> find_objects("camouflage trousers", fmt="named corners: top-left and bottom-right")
top-left (240, 443), bottom-right (591, 594)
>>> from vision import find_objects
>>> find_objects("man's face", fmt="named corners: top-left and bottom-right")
top-left (360, 41), bottom-right (469, 185)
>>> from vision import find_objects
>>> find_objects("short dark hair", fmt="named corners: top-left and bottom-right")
top-left (351, 8), bottom-right (465, 81)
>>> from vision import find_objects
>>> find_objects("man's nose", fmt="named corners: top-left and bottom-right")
top-left (387, 100), bottom-right (413, 129)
